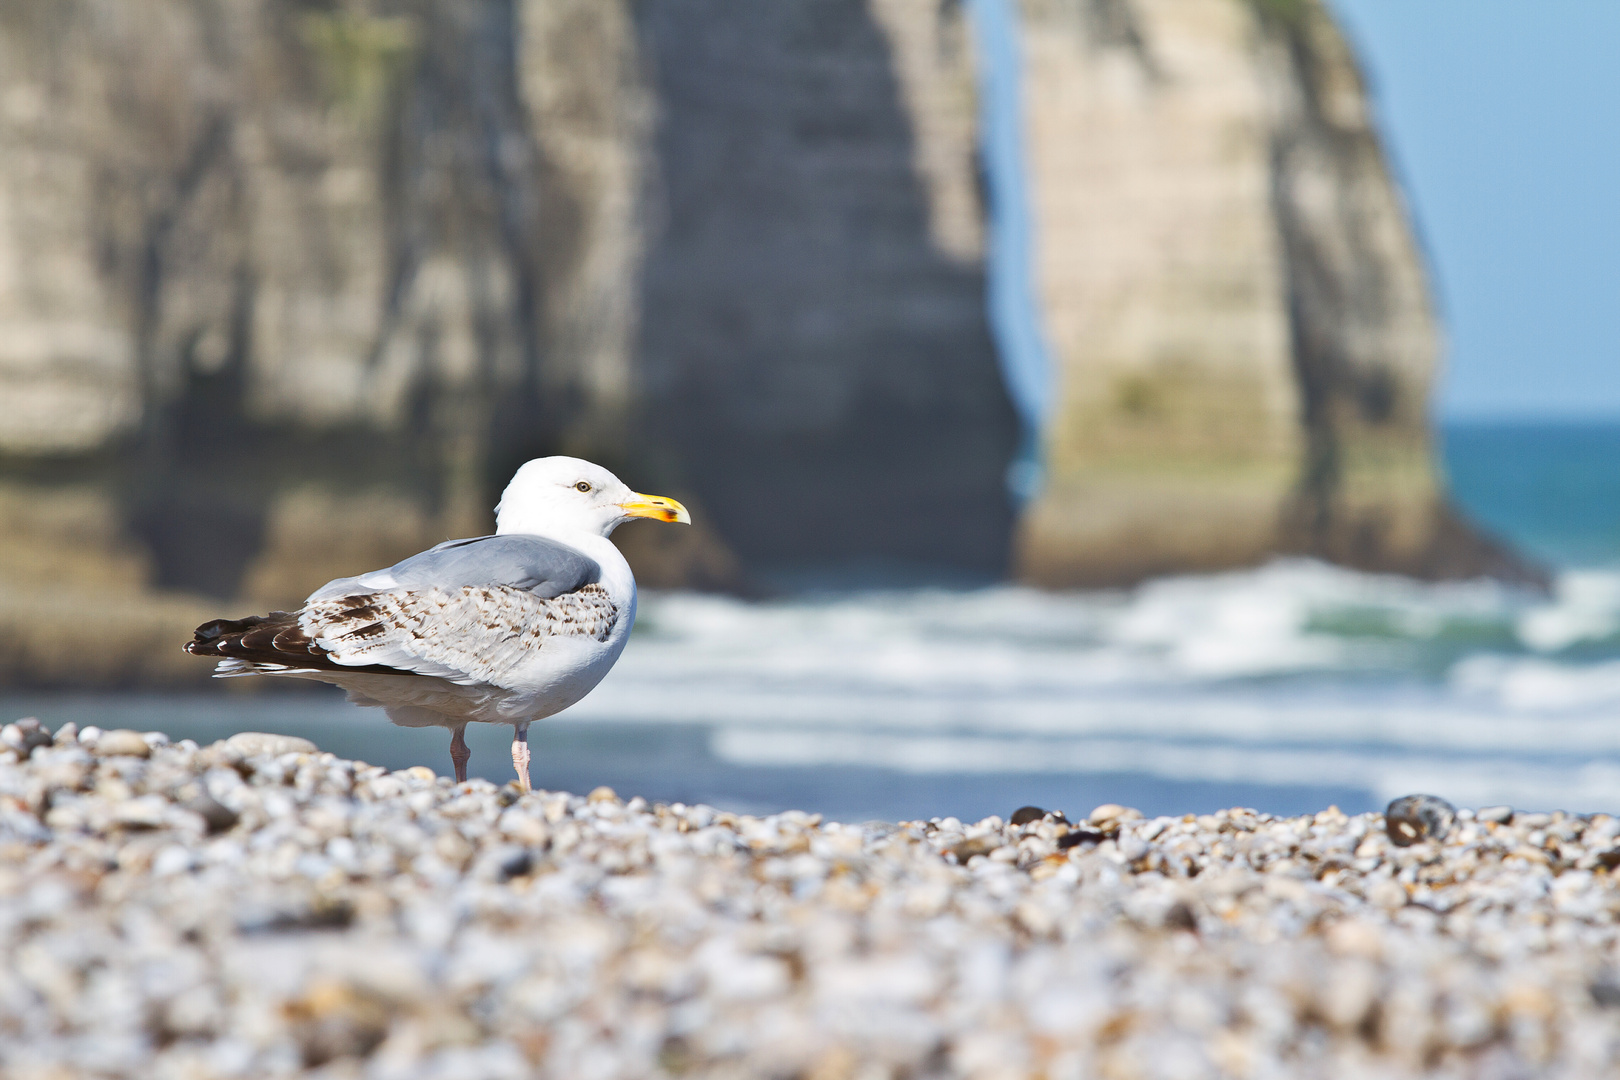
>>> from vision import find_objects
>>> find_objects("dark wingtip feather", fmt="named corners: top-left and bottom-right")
top-left (182, 608), bottom-right (418, 677)
top-left (186, 611), bottom-right (297, 659)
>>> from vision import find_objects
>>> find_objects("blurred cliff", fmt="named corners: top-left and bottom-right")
top-left (0, 0), bottom-right (1528, 685)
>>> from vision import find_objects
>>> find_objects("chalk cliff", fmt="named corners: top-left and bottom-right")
top-left (1013, 0), bottom-right (1522, 585)
top-left (0, 0), bottom-right (1528, 682)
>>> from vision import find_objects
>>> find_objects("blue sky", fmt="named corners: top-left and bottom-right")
top-left (1329, 0), bottom-right (1620, 420)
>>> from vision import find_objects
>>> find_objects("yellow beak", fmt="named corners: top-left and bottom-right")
top-left (619, 492), bottom-right (691, 524)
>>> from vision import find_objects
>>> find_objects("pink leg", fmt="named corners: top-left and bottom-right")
top-left (511, 721), bottom-right (531, 792)
top-left (449, 724), bottom-right (471, 783)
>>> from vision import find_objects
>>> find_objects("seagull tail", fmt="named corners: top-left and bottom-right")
top-left (184, 609), bottom-right (417, 678)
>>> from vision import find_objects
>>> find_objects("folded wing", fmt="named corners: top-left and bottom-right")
top-left (186, 535), bottom-right (619, 686)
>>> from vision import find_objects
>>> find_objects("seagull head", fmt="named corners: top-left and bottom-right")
top-left (494, 456), bottom-right (691, 539)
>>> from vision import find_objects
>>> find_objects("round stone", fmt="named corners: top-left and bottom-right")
top-left (1010, 806), bottom-right (1046, 826)
top-left (1089, 803), bottom-right (1143, 826)
top-left (1385, 794), bottom-right (1457, 847)
top-left (94, 729), bottom-right (153, 758)
top-left (221, 732), bottom-right (317, 758)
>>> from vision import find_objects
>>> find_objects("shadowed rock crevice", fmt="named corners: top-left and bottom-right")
top-left (628, 0), bottom-right (1019, 577)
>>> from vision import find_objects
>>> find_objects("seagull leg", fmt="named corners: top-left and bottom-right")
top-left (511, 721), bottom-right (532, 793)
top-left (449, 724), bottom-right (471, 784)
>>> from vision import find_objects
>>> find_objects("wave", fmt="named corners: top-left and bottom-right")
top-left (559, 559), bottom-right (1620, 810)
top-left (606, 558), bottom-right (1620, 702)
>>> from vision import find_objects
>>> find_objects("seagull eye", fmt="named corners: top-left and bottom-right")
top-left (574, 481), bottom-right (592, 493)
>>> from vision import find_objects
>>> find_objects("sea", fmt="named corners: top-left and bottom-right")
top-left (6, 420), bottom-right (1618, 823)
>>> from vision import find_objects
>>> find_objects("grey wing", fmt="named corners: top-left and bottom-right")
top-left (306, 535), bottom-right (599, 602)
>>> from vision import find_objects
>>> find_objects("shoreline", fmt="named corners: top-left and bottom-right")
top-left (13, 686), bottom-right (1620, 822)
top-left (4, 720), bottom-right (1620, 1077)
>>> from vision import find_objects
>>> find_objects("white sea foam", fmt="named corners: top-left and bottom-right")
top-left (566, 559), bottom-right (1620, 809)
top-left (1451, 655), bottom-right (1620, 711)
top-left (1517, 569), bottom-right (1620, 652)
top-left (608, 559), bottom-right (1614, 702)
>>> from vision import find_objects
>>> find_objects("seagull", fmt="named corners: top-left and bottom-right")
top-left (184, 457), bottom-right (689, 790)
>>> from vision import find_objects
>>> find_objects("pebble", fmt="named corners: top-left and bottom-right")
top-left (2, 724), bottom-right (1619, 1079)
top-left (1385, 793), bottom-right (1457, 846)
top-left (1088, 802), bottom-right (1131, 825)
top-left (90, 728), bottom-right (153, 758)
top-left (222, 731), bottom-right (318, 757)
top-left (0, 717), bottom-right (52, 757)
top-left (1010, 805), bottom-right (1046, 826)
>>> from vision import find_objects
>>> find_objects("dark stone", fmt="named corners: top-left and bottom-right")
top-left (1057, 828), bottom-right (1106, 850)
top-left (497, 848), bottom-right (534, 882)
top-left (1592, 973), bottom-right (1620, 1008)
top-left (235, 895), bottom-right (355, 935)
top-left (1010, 806), bottom-right (1046, 826)
top-left (1163, 900), bottom-right (1199, 933)
top-left (4, 718), bottom-right (54, 759)
top-left (183, 792), bottom-right (240, 835)
top-left (1385, 794), bottom-right (1456, 847)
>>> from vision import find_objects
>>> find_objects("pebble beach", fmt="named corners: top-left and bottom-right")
top-left (4, 718), bottom-right (1620, 1079)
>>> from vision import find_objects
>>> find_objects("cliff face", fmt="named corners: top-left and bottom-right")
top-left (1013, 0), bottom-right (1525, 586)
top-left (0, 1), bottom-right (553, 603)
top-left (0, 0), bottom-right (1526, 683)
